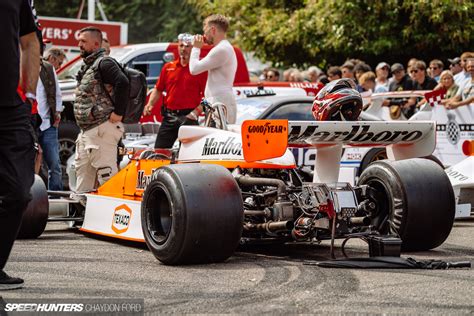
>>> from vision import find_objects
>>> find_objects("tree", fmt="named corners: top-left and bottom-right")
top-left (188, 0), bottom-right (474, 68)
top-left (35, 0), bottom-right (203, 43)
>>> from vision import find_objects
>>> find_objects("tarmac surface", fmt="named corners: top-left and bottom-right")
top-left (1, 220), bottom-right (473, 314)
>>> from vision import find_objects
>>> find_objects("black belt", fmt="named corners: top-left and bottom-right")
top-left (165, 108), bottom-right (194, 116)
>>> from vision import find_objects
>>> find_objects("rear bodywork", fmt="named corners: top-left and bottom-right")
top-left (79, 119), bottom-right (436, 242)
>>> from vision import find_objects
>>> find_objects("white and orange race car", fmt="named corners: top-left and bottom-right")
top-left (19, 97), bottom-right (456, 265)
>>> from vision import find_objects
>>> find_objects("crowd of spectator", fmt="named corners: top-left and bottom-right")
top-left (258, 51), bottom-right (474, 112)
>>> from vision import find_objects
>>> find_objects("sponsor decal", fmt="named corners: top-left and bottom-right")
top-left (445, 168), bottom-right (469, 182)
top-left (288, 124), bottom-right (423, 143)
top-left (202, 137), bottom-right (242, 156)
top-left (235, 88), bottom-right (275, 97)
top-left (136, 169), bottom-right (157, 190)
top-left (111, 204), bottom-right (132, 234)
top-left (247, 121), bottom-right (286, 135)
top-left (446, 113), bottom-right (460, 145)
top-left (346, 153), bottom-right (363, 160)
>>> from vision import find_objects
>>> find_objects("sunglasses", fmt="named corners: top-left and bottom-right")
top-left (429, 67), bottom-right (438, 70)
top-left (410, 69), bottom-right (419, 74)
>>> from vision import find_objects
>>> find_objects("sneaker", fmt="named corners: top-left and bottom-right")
top-left (0, 270), bottom-right (24, 290)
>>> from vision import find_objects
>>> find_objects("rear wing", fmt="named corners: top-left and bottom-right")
top-left (364, 90), bottom-right (433, 121)
top-left (242, 120), bottom-right (436, 183)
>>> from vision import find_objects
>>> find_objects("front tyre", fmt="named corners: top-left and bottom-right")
top-left (18, 175), bottom-right (49, 239)
top-left (141, 164), bottom-right (243, 265)
top-left (358, 158), bottom-right (455, 251)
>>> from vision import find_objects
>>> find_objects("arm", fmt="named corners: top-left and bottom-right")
top-left (144, 65), bottom-right (168, 116)
top-left (143, 88), bottom-right (163, 116)
top-left (53, 71), bottom-right (63, 127)
top-left (19, 32), bottom-right (40, 99)
top-left (446, 96), bottom-right (473, 109)
top-left (54, 71), bottom-right (63, 112)
top-left (99, 58), bottom-right (130, 120)
top-left (189, 45), bottom-right (229, 75)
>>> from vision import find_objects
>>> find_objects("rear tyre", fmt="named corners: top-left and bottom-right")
top-left (141, 164), bottom-right (243, 265)
top-left (358, 148), bottom-right (444, 175)
top-left (58, 121), bottom-right (80, 190)
top-left (358, 158), bottom-right (455, 251)
top-left (18, 175), bottom-right (49, 239)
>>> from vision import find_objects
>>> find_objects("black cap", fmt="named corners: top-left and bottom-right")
top-left (391, 63), bottom-right (404, 72)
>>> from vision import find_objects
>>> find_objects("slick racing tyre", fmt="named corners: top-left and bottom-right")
top-left (18, 175), bottom-right (49, 239)
top-left (358, 148), bottom-right (444, 176)
top-left (141, 164), bottom-right (244, 265)
top-left (358, 158), bottom-right (455, 251)
top-left (58, 121), bottom-right (80, 190)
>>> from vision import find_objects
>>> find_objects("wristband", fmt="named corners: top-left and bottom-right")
top-left (25, 92), bottom-right (36, 100)
top-left (189, 112), bottom-right (198, 120)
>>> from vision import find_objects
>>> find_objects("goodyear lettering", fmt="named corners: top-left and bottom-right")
top-left (247, 122), bottom-right (284, 135)
top-left (289, 125), bottom-right (424, 143)
top-left (202, 137), bottom-right (242, 156)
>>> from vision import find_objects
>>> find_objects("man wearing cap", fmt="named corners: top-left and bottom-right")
top-left (375, 62), bottom-right (390, 92)
top-left (144, 34), bottom-right (207, 148)
top-left (388, 63), bottom-right (415, 92)
top-left (448, 57), bottom-right (462, 76)
top-left (386, 63), bottom-right (416, 118)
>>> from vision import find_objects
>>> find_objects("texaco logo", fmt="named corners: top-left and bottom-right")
top-left (446, 113), bottom-right (460, 145)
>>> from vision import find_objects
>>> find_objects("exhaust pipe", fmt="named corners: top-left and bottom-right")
top-left (349, 216), bottom-right (371, 226)
top-left (236, 175), bottom-right (287, 200)
top-left (244, 221), bottom-right (294, 233)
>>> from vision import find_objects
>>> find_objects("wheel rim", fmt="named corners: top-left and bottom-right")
top-left (364, 178), bottom-right (392, 233)
top-left (146, 185), bottom-right (173, 245)
top-left (371, 150), bottom-right (388, 162)
top-left (59, 138), bottom-right (76, 190)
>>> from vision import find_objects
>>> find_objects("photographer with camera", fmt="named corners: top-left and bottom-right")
top-left (385, 63), bottom-right (416, 119)
top-left (144, 34), bottom-right (207, 148)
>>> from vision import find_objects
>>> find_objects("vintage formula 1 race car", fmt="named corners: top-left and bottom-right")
top-left (19, 98), bottom-right (455, 265)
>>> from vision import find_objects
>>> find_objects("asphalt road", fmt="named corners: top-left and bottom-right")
top-left (2, 220), bottom-right (473, 314)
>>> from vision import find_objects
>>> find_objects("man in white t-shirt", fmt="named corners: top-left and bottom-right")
top-left (190, 14), bottom-right (237, 123)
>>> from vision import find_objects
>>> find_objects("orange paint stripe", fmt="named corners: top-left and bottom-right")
top-left (79, 227), bottom-right (145, 243)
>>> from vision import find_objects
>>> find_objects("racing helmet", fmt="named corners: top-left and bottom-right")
top-left (312, 78), bottom-right (363, 121)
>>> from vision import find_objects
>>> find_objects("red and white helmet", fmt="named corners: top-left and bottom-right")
top-left (312, 78), bottom-right (363, 121)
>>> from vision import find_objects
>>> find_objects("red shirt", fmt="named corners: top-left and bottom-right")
top-left (155, 59), bottom-right (207, 111)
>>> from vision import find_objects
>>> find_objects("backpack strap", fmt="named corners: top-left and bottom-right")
top-left (97, 56), bottom-right (125, 106)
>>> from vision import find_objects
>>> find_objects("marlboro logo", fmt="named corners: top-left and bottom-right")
top-left (202, 137), bottom-right (242, 156)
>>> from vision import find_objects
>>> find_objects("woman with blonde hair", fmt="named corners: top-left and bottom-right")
top-left (437, 70), bottom-right (459, 100)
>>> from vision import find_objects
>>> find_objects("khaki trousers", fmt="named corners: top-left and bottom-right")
top-left (75, 120), bottom-right (124, 192)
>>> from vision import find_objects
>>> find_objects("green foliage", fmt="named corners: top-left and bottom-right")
top-left (35, 0), bottom-right (203, 43)
top-left (35, 0), bottom-right (474, 67)
top-left (189, 0), bottom-right (474, 68)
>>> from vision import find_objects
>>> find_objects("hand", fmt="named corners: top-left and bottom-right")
top-left (109, 112), bottom-right (123, 123)
top-left (143, 103), bottom-right (154, 116)
top-left (193, 34), bottom-right (204, 49)
top-left (53, 112), bottom-right (61, 128)
top-left (446, 101), bottom-right (460, 110)
top-left (186, 111), bottom-right (198, 121)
